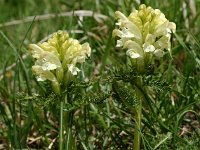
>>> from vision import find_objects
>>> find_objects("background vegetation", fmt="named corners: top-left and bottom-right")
top-left (0, 0), bottom-right (199, 149)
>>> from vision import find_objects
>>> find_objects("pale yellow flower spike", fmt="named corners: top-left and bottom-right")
top-left (29, 30), bottom-right (91, 94)
top-left (113, 4), bottom-right (176, 64)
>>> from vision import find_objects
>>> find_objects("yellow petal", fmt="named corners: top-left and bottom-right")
top-left (38, 52), bottom-right (61, 70)
top-left (115, 11), bottom-right (129, 22)
top-left (29, 44), bottom-right (44, 59)
top-left (144, 45), bottom-right (155, 52)
top-left (112, 29), bottom-right (123, 38)
top-left (68, 64), bottom-right (80, 75)
top-left (121, 21), bottom-right (142, 39)
top-left (123, 40), bottom-right (142, 52)
top-left (154, 49), bottom-right (164, 57)
top-left (32, 66), bottom-right (57, 82)
top-left (82, 42), bottom-right (91, 57)
top-left (168, 22), bottom-right (176, 33)
top-left (126, 49), bottom-right (141, 58)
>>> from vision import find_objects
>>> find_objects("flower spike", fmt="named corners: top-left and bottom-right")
top-left (113, 4), bottom-right (176, 69)
top-left (29, 30), bottom-right (91, 94)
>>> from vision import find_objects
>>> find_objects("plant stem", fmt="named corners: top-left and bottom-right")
top-left (64, 93), bottom-right (75, 150)
top-left (65, 111), bottom-right (74, 150)
top-left (59, 100), bottom-right (64, 150)
top-left (134, 98), bottom-right (142, 150)
top-left (134, 77), bottom-right (143, 150)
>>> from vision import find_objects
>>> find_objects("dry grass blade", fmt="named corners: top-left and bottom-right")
top-left (0, 10), bottom-right (108, 28)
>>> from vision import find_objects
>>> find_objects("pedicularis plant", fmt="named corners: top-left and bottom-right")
top-left (29, 30), bottom-right (91, 150)
top-left (113, 4), bottom-right (176, 150)
top-left (113, 4), bottom-right (176, 71)
top-left (29, 4), bottom-right (176, 150)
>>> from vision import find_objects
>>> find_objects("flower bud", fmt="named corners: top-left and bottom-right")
top-left (52, 81), bottom-right (61, 95)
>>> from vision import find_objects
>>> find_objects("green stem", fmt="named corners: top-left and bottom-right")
top-left (65, 111), bottom-right (74, 150)
top-left (59, 100), bottom-right (64, 150)
top-left (64, 93), bottom-right (75, 150)
top-left (134, 98), bottom-right (142, 150)
top-left (134, 77), bottom-right (143, 150)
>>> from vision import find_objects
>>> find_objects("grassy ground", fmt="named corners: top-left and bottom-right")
top-left (0, 0), bottom-right (200, 149)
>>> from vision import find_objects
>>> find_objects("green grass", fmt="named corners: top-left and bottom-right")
top-left (0, 0), bottom-right (200, 149)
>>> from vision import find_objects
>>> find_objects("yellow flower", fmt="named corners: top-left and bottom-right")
top-left (113, 4), bottom-right (176, 63)
top-left (29, 30), bottom-right (91, 94)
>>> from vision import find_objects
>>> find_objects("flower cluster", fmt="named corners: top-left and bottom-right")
top-left (29, 30), bottom-right (91, 94)
top-left (113, 4), bottom-right (176, 68)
